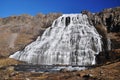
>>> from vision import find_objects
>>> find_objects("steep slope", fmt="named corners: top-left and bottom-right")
top-left (0, 13), bottom-right (61, 57)
top-left (82, 7), bottom-right (120, 49)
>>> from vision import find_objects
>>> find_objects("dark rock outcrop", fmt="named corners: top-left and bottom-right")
top-left (82, 7), bottom-right (120, 33)
top-left (96, 49), bottom-right (120, 64)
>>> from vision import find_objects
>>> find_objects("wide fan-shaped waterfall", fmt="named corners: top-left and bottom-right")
top-left (10, 14), bottom-right (103, 66)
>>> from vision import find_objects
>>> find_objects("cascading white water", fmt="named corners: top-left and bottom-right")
top-left (10, 14), bottom-right (103, 66)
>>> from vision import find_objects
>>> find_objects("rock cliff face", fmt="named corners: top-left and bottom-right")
top-left (82, 7), bottom-right (120, 33)
top-left (10, 14), bottom-right (103, 65)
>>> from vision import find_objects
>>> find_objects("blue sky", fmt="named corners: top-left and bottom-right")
top-left (0, 0), bottom-right (120, 18)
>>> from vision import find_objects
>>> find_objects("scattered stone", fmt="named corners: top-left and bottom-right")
top-left (100, 71), bottom-right (104, 74)
top-left (25, 78), bottom-right (30, 80)
top-left (83, 74), bottom-right (93, 78)
top-left (59, 68), bottom-right (69, 73)
top-left (76, 73), bottom-right (81, 77)
top-left (6, 66), bottom-right (14, 71)
top-left (9, 72), bottom-right (16, 77)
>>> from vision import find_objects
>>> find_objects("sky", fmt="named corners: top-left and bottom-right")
top-left (0, 0), bottom-right (120, 18)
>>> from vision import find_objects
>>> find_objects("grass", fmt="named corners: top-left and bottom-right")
top-left (0, 58), bottom-right (22, 67)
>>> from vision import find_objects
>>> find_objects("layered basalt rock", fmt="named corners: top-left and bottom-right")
top-left (82, 7), bottom-right (120, 32)
top-left (10, 14), bottom-right (103, 65)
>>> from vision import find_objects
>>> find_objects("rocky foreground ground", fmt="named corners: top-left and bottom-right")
top-left (0, 58), bottom-right (119, 80)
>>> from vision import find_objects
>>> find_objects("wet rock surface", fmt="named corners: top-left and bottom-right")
top-left (96, 49), bottom-right (120, 64)
top-left (10, 14), bottom-right (103, 65)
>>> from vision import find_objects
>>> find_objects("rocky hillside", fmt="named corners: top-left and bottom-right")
top-left (0, 13), bottom-right (61, 57)
top-left (82, 7), bottom-right (120, 32)
top-left (82, 7), bottom-right (120, 49)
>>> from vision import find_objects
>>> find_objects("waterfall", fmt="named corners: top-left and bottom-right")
top-left (10, 14), bottom-right (103, 66)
